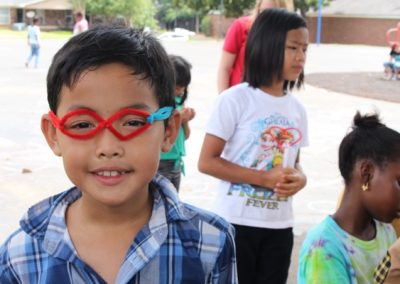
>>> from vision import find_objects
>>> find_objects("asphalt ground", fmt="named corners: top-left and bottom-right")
top-left (1, 35), bottom-right (399, 283)
top-left (306, 72), bottom-right (400, 103)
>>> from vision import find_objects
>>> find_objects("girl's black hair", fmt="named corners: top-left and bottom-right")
top-left (243, 8), bottom-right (307, 92)
top-left (47, 26), bottom-right (175, 113)
top-left (339, 111), bottom-right (400, 184)
top-left (169, 55), bottom-right (192, 106)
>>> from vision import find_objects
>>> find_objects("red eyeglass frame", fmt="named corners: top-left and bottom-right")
top-left (48, 108), bottom-right (153, 141)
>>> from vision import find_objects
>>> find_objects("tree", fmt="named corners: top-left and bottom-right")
top-left (172, 0), bottom-right (215, 33)
top-left (173, 0), bottom-right (254, 18)
top-left (71, 0), bottom-right (86, 13)
top-left (112, 0), bottom-right (157, 28)
top-left (294, 0), bottom-right (332, 17)
top-left (157, 3), bottom-right (195, 30)
top-left (86, 0), bottom-right (157, 28)
top-left (222, 0), bottom-right (254, 18)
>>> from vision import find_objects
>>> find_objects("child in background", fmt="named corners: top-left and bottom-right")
top-left (199, 9), bottom-right (309, 283)
top-left (298, 112), bottom-right (400, 284)
top-left (73, 11), bottom-right (89, 35)
top-left (383, 43), bottom-right (400, 80)
top-left (216, 0), bottom-right (280, 93)
top-left (25, 17), bottom-right (41, 68)
top-left (0, 26), bottom-right (237, 283)
top-left (158, 55), bottom-right (195, 191)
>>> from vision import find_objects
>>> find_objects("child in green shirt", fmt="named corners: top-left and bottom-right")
top-left (158, 55), bottom-right (195, 191)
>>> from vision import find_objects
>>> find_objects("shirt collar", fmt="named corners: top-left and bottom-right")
top-left (19, 174), bottom-right (195, 254)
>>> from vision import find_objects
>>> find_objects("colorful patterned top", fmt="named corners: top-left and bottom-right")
top-left (0, 174), bottom-right (237, 283)
top-left (298, 215), bottom-right (396, 284)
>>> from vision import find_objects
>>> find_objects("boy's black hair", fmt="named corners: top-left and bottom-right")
top-left (339, 111), bottom-right (400, 185)
top-left (169, 55), bottom-right (192, 106)
top-left (47, 26), bottom-right (175, 113)
top-left (243, 8), bottom-right (307, 92)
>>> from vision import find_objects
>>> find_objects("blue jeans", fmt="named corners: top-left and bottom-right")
top-left (26, 44), bottom-right (39, 67)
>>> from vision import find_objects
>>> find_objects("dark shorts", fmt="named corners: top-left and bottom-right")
top-left (158, 159), bottom-right (181, 191)
top-left (233, 224), bottom-right (293, 284)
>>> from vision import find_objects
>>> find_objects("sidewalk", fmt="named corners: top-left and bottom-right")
top-left (1, 36), bottom-right (399, 283)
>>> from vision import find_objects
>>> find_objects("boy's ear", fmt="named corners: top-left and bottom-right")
top-left (41, 114), bottom-right (62, 156)
top-left (161, 110), bottom-right (181, 152)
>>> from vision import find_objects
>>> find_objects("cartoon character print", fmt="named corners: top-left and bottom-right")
top-left (251, 125), bottom-right (302, 171)
top-left (228, 113), bottom-right (303, 201)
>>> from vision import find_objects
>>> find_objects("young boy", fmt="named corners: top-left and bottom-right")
top-left (25, 16), bottom-right (41, 68)
top-left (383, 43), bottom-right (400, 80)
top-left (0, 26), bottom-right (237, 284)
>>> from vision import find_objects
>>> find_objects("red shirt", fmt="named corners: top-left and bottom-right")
top-left (223, 16), bottom-right (252, 87)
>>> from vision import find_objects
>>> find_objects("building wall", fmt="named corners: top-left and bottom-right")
top-left (209, 13), bottom-right (235, 38)
top-left (307, 16), bottom-right (400, 46)
top-left (10, 8), bottom-right (17, 24)
top-left (210, 13), bottom-right (399, 47)
top-left (3, 8), bottom-right (70, 29)
top-left (43, 10), bottom-right (68, 26)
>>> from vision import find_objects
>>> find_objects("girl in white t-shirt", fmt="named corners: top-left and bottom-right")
top-left (198, 8), bottom-right (309, 284)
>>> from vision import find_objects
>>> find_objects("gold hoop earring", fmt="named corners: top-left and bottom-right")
top-left (362, 183), bottom-right (369, 191)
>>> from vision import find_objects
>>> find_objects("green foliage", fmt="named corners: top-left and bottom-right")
top-left (71, 0), bottom-right (86, 12)
top-left (86, 0), bottom-right (157, 28)
top-left (164, 5), bottom-right (194, 22)
top-left (294, 0), bottom-right (332, 17)
top-left (200, 15), bottom-right (211, 35)
top-left (86, 0), bottom-right (114, 16)
top-left (167, 0), bottom-right (332, 21)
top-left (223, 0), bottom-right (254, 18)
top-left (172, 0), bottom-right (253, 18)
top-left (0, 28), bottom-right (72, 40)
top-left (173, 0), bottom-right (215, 13)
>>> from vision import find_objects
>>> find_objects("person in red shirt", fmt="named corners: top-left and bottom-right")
top-left (217, 0), bottom-right (282, 93)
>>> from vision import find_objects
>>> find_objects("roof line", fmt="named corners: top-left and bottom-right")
top-left (307, 13), bottom-right (400, 20)
top-left (2, 0), bottom-right (48, 8)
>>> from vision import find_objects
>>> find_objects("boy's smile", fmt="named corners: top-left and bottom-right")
top-left (42, 63), bottom-right (177, 209)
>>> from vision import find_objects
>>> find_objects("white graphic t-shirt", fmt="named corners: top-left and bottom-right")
top-left (206, 83), bottom-right (308, 228)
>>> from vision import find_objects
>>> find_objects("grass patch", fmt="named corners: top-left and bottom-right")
top-left (0, 28), bottom-right (72, 39)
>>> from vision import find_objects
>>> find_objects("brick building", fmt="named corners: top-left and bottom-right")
top-left (209, 0), bottom-right (400, 47)
top-left (307, 0), bottom-right (400, 46)
top-left (0, 0), bottom-right (73, 30)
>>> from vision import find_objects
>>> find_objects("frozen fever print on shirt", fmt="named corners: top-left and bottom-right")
top-left (228, 112), bottom-right (302, 208)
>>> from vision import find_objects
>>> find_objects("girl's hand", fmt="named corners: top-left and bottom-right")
top-left (273, 169), bottom-right (307, 198)
top-left (180, 107), bottom-right (195, 122)
top-left (258, 167), bottom-right (293, 190)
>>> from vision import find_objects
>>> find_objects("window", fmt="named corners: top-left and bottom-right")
top-left (0, 8), bottom-right (10, 24)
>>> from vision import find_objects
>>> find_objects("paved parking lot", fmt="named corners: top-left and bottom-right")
top-left (0, 34), bottom-right (399, 282)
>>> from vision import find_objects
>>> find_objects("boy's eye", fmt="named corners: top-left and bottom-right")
top-left (123, 119), bottom-right (146, 127)
top-left (69, 121), bottom-right (95, 130)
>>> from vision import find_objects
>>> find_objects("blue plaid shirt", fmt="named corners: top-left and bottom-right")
top-left (0, 175), bottom-right (237, 283)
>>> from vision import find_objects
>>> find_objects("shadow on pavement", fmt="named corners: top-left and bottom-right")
top-left (306, 72), bottom-right (400, 103)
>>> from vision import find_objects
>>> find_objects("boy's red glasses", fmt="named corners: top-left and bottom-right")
top-left (49, 107), bottom-right (173, 141)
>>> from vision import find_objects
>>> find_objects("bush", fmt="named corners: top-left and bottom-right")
top-left (200, 15), bottom-right (211, 36)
